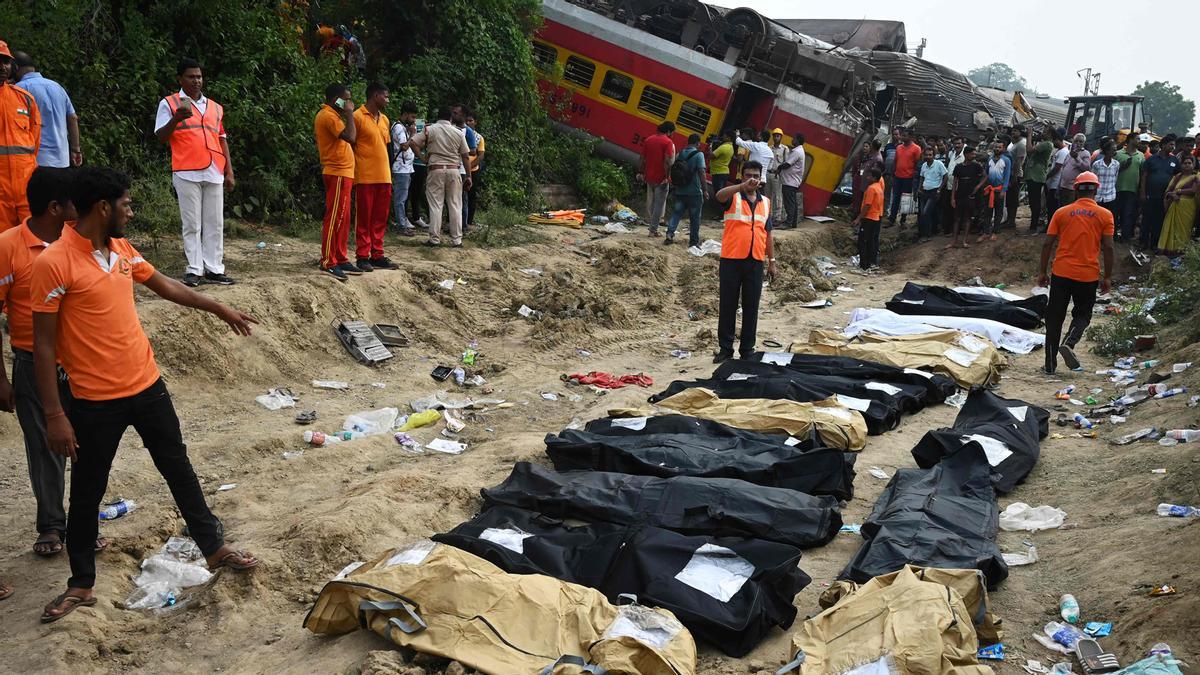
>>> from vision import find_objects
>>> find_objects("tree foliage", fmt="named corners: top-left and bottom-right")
top-left (0, 0), bottom-right (626, 236)
top-left (967, 63), bottom-right (1037, 94)
top-left (1133, 80), bottom-right (1196, 136)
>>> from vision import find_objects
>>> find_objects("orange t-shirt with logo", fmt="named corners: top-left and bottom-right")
top-left (352, 106), bottom-right (391, 185)
top-left (1047, 198), bottom-right (1114, 282)
top-left (0, 220), bottom-right (51, 351)
top-left (861, 178), bottom-right (885, 221)
top-left (30, 226), bottom-right (161, 400)
top-left (315, 105), bottom-right (354, 179)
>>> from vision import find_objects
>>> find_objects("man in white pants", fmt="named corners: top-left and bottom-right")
top-left (154, 57), bottom-right (235, 287)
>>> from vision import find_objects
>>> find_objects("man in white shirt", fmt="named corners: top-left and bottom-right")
top-left (1090, 139), bottom-right (1120, 217)
top-left (154, 58), bottom-right (235, 287)
top-left (778, 133), bottom-right (807, 228)
top-left (1044, 128), bottom-right (1069, 216)
top-left (389, 100), bottom-right (418, 237)
top-left (1004, 127), bottom-right (1027, 228)
top-left (735, 128), bottom-right (775, 173)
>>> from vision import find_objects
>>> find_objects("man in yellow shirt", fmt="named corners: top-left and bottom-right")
top-left (313, 83), bottom-right (357, 281)
top-left (351, 82), bottom-right (397, 271)
top-left (465, 112), bottom-right (485, 230)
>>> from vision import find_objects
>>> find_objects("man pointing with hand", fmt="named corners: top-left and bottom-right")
top-left (712, 160), bottom-right (778, 363)
top-left (31, 166), bottom-right (261, 624)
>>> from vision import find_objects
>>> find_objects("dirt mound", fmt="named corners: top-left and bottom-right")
top-left (773, 257), bottom-right (837, 305)
top-left (675, 258), bottom-right (720, 316)
top-left (518, 268), bottom-right (629, 339)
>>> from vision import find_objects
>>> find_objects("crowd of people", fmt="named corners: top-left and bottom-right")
top-left (848, 124), bottom-right (1200, 263)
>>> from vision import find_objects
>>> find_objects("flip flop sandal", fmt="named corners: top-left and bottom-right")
top-left (34, 532), bottom-right (64, 557)
top-left (95, 536), bottom-right (110, 553)
top-left (763, 340), bottom-right (783, 349)
top-left (1075, 637), bottom-right (1121, 674)
top-left (40, 592), bottom-right (97, 623)
top-left (295, 410), bottom-right (317, 425)
top-left (212, 550), bottom-right (261, 572)
top-left (0, 581), bottom-right (13, 601)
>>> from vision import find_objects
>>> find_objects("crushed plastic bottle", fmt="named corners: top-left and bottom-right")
top-left (1044, 621), bottom-right (1085, 649)
top-left (1157, 504), bottom-right (1200, 517)
top-left (1165, 429), bottom-right (1200, 442)
top-left (1055, 385), bottom-right (1076, 400)
top-left (1112, 428), bottom-right (1156, 445)
top-left (1173, 362), bottom-right (1192, 373)
top-left (99, 499), bottom-right (137, 521)
top-left (1059, 594), bottom-right (1080, 623)
top-left (1152, 386), bottom-right (1187, 399)
top-left (1148, 643), bottom-right (1173, 656)
top-left (1073, 413), bottom-right (1094, 430)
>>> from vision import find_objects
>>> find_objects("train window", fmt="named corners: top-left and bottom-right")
top-left (599, 71), bottom-right (634, 103)
top-left (637, 85), bottom-right (672, 119)
top-left (563, 56), bottom-right (596, 89)
top-left (532, 42), bottom-right (557, 72)
top-left (676, 101), bottom-right (711, 132)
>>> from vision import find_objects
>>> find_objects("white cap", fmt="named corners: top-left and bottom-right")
top-left (1139, 133), bottom-right (1153, 142)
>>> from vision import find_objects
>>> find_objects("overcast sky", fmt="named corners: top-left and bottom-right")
top-left (729, 0), bottom-right (1200, 134)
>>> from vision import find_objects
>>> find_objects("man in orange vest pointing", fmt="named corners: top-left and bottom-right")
top-left (0, 40), bottom-right (41, 232)
top-left (154, 58), bottom-right (236, 287)
top-left (712, 159), bottom-right (779, 363)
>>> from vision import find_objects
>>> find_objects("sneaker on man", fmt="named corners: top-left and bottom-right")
top-left (204, 272), bottom-right (235, 285)
top-left (322, 265), bottom-right (348, 282)
top-left (370, 256), bottom-right (399, 270)
top-left (1059, 345), bottom-right (1082, 371)
top-left (354, 259), bottom-right (375, 273)
top-left (182, 273), bottom-right (204, 287)
top-left (663, 236), bottom-right (673, 245)
top-left (399, 227), bottom-right (416, 237)
top-left (337, 262), bottom-right (364, 276)
top-left (414, 218), bottom-right (429, 229)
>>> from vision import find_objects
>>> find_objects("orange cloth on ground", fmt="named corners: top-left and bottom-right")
top-left (0, 220), bottom-right (50, 351)
top-left (30, 226), bottom-right (161, 400)
top-left (1047, 197), bottom-right (1114, 283)
top-left (861, 179), bottom-right (885, 220)
top-left (352, 106), bottom-right (391, 184)
top-left (315, 105), bottom-right (354, 178)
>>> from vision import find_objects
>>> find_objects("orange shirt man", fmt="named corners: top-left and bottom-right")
top-left (351, 82), bottom-right (397, 271)
top-left (30, 166), bottom-right (261, 623)
top-left (1037, 171), bottom-right (1114, 374)
top-left (0, 40), bottom-right (42, 231)
top-left (853, 167), bottom-right (886, 270)
top-left (314, 83), bottom-right (358, 280)
top-left (0, 167), bottom-right (76, 557)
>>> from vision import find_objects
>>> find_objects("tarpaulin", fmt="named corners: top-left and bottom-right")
top-left (739, 353), bottom-right (959, 407)
top-left (887, 282), bottom-right (1046, 328)
top-left (545, 427), bottom-right (857, 500)
top-left (566, 371), bottom-right (654, 389)
top-left (648, 376), bottom-right (899, 435)
top-left (610, 387), bottom-right (867, 451)
top-left (434, 506), bottom-right (810, 658)
top-left (791, 329), bottom-right (1005, 387)
top-left (304, 542), bottom-right (697, 674)
top-left (846, 307), bottom-right (1045, 354)
top-left (818, 566), bottom-right (1002, 645)
top-left (482, 462), bottom-right (843, 548)
top-left (911, 389), bottom-right (1049, 494)
top-left (783, 565), bottom-right (994, 675)
top-left (840, 444), bottom-right (1008, 589)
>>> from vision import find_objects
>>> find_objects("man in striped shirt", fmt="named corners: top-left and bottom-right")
top-left (1090, 139), bottom-right (1120, 218)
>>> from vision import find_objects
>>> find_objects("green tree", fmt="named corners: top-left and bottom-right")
top-left (1133, 80), bottom-right (1196, 136)
top-left (967, 63), bottom-right (1038, 94)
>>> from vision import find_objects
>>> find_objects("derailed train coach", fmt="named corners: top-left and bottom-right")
top-left (534, 0), bottom-right (875, 215)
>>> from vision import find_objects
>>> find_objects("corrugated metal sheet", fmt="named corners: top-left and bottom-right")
top-left (977, 87), bottom-right (1068, 128)
top-left (848, 51), bottom-right (997, 137)
top-left (777, 19), bottom-right (906, 52)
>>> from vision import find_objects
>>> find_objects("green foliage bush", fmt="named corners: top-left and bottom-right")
top-left (576, 156), bottom-right (631, 210)
top-left (1087, 244), bottom-right (1200, 355)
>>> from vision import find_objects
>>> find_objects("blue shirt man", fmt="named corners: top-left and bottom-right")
top-left (919, 158), bottom-right (949, 190)
top-left (14, 55), bottom-right (78, 168)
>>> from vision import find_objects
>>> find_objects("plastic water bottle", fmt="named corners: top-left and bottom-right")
top-left (1157, 503), bottom-right (1200, 517)
top-left (1149, 643), bottom-right (1173, 656)
top-left (303, 430), bottom-right (341, 446)
top-left (1059, 594), bottom-right (1080, 623)
top-left (1165, 429), bottom-right (1200, 442)
top-left (1055, 385), bottom-right (1076, 400)
top-left (1139, 359), bottom-right (1160, 369)
top-left (1116, 390), bottom-right (1150, 406)
top-left (99, 499), bottom-right (137, 521)
top-left (1044, 621), bottom-right (1085, 648)
top-left (1173, 362), bottom-right (1192, 373)
top-left (1153, 387), bottom-right (1187, 399)
top-left (1072, 413), bottom-right (1093, 430)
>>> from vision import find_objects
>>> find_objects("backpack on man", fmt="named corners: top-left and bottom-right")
top-left (670, 148), bottom-right (700, 188)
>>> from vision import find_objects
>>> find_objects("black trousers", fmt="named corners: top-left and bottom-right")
top-left (1116, 191), bottom-right (1138, 240)
top-left (466, 169), bottom-right (482, 226)
top-left (718, 257), bottom-right (764, 356)
top-left (13, 348), bottom-right (71, 536)
top-left (408, 164), bottom-right (428, 221)
top-left (857, 218), bottom-right (880, 269)
top-left (66, 378), bottom-right (224, 589)
top-left (782, 185), bottom-right (800, 228)
top-left (1004, 173), bottom-right (1022, 227)
top-left (1045, 187), bottom-right (1060, 220)
top-left (1141, 196), bottom-right (1165, 249)
top-left (1026, 180), bottom-right (1045, 231)
top-left (1044, 274), bottom-right (1098, 372)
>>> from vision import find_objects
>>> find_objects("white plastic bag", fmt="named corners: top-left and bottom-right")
top-left (255, 388), bottom-right (296, 410)
top-left (999, 503), bottom-right (1066, 532)
top-left (124, 537), bottom-right (213, 610)
top-left (343, 407), bottom-right (399, 436)
top-left (898, 192), bottom-right (917, 215)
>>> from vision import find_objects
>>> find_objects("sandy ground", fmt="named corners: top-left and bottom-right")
top-left (0, 211), bottom-right (1196, 674)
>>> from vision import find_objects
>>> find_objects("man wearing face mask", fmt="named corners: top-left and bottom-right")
top-left (712, 161), bottom-right (778, 363)
top-left (30, 166), bottom-right (262, 623)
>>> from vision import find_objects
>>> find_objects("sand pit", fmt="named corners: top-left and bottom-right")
top-left (0, 217), bottom-right (1196, 673)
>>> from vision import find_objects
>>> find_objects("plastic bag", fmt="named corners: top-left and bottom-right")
top-left (343, 407), bottom-right (399, 436)
top-left (124, 537), bottom-right (213, 610)
top-left (255, 388), bottom-right (296, 410)
top-left (687, 240), bottom-right (723, 257)
top-left (898, 192), bottom-right (917, 215)
top-left (1000, 503), bottom-right (1066, 532)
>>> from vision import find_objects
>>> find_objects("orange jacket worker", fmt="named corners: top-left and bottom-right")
top-left (712, 159), bottom-right (778, 362)
top-left (0, 40), bottom-right (42, 231)
top-left (1037, 171), bottom-right (1114, 374)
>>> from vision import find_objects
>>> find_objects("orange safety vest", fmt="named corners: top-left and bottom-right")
top-left (721, 191), bottom-right (771, 260)
top-left (164, 93), bottom-right (227, 174)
